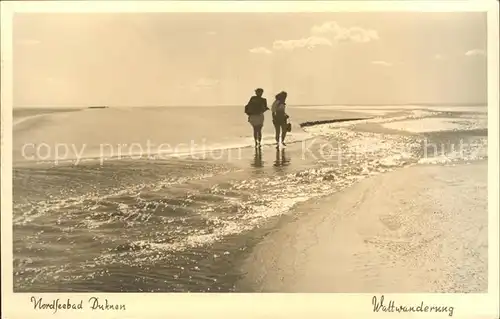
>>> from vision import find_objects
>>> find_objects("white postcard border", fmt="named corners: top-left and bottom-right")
top-left (1, 1), bottom-right (498, 318)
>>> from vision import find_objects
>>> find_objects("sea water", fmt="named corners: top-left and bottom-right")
top-left (12, 104), bottom-right (487, 292)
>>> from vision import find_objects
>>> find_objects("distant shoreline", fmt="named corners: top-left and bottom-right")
top-left (12, 103), bottom-right (487, 110)
top-left (13, 107), bottom-right (82, 119)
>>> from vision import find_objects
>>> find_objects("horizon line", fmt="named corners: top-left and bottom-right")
top-left (13, 102), bottom-right (488, 109)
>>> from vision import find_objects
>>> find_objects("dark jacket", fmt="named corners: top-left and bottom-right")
top-left (245, 96), bottom-right (268, 116)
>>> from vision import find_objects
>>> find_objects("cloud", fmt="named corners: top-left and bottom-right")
top-left (465, 49), bottom-right (486, 57)
top-left (272, 36), bottom-right (332, 51)
top-left (371, 61), bottom-right (392, 67)
top-left (250, 21), bottom-right (378, 53)
top-left (434, 54), bottom-right (445, 60)
top-left (311, 21), bottom-right (379, 43)
top-left (249, 47), bottom-right (273, 55)
top-left (206, 31), bottom-right (217, 36)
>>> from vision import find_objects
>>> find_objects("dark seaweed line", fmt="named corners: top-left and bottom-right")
top-left (299, 118), bottom-right (371, 128)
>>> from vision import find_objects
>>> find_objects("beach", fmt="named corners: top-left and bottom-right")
top-left (237, 161), bottom-right (488, 293)
top-left (12, 104), bottom-right (488, 292)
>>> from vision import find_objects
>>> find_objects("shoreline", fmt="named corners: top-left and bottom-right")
top-left (12, 106), bottom-right (370, 167)
top-left (237, 160), bottom-right (488, 293)
top-left (11, 103), bottom-right (489, 292)
top-left (12, 104), bottom-right (487, 167)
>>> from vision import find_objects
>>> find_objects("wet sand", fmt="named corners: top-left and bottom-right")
top-left (238, 161), bottom-right (488, 293)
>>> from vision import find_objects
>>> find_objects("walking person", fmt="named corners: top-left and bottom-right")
top-left (271, 91), bottom-right (289, 147)
top-left (245, 88), bottom-right (269, 147)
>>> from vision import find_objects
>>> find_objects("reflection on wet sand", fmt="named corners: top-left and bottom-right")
top-left (274, 148), bottom-right (290, 169)
top-left (251, 147), bottom-right (263, 168)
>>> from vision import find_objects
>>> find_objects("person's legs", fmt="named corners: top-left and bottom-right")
top-left (256, 125), bottom-right (263, 144)
top-left (280, 124), bottom-right (287, 144)
top-left (252, 125), bottom-right (259, 144)
top-left (274, 122), bottom-right (281, 144)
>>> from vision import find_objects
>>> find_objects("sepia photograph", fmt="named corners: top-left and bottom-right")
top-left (1, 1), bottom-right (499, 318)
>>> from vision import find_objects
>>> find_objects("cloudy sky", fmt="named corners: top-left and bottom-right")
top-left (13, 12), bottom-right (487, 107)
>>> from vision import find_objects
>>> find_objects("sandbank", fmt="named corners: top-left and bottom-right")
top-left (238, 161), bottom-right (488, 293)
